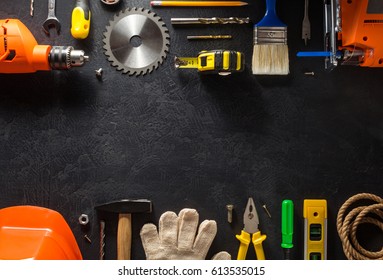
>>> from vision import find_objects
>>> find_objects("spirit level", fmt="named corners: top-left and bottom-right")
top-left (303, 199), bottom-right (327, 260)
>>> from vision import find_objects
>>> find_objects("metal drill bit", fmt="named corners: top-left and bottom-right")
top-left (187, 35), bottom-right (232, 40)
top-left (171, 17), bottom-right (250, 25)
top-left (30, 0), bottom-right (34, 16)
top-left (99, 220), bottom-right (105, 260)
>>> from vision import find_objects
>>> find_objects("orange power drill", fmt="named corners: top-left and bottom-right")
top-left (0, 19), bottom-right (89, 73)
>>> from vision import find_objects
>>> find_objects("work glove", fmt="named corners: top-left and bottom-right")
top-left (140, 208), bottom-right (231, 260)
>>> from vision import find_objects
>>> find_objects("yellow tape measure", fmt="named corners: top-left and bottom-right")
top-left (175, 50), bottom-right (244, 75)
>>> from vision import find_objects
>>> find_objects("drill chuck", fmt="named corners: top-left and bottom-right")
top-left (0, 19), bottom-right (89, 73)
top-left (49, 46), bottom-right (89, 70)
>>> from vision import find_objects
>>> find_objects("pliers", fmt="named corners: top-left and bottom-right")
top-left (236, 197), bottom-right (267, 260)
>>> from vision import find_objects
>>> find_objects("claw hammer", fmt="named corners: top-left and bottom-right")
top-left (96, 199), bottom-right (152, 260)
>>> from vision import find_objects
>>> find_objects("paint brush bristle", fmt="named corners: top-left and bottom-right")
top-left (252, 44), bottom-right (289, 75)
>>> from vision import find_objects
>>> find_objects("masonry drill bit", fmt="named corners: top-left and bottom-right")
top-left (171, 17), bottom-right (250, 25)
top-left (187, 35), bottom-right (232, 40)
top-left (99, 220), bottom-right (105, 260)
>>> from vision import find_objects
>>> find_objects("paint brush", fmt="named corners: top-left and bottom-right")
top-left (252, 0), bottom-right (289, 75)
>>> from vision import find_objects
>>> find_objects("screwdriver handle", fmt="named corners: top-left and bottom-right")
top-left (71, 0), bottom-right (91, 39)
top-left (281, 199), bottom-right (294, 250)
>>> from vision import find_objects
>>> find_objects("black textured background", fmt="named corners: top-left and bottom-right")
top-left (0, 0), bottom-right (382, 260)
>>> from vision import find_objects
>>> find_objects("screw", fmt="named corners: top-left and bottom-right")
top-left (304, 71), bottom-right (315, 76)
top-left (262, 204), bottom-right (272, 218)
top-left (226, 204), bottom-right (234, 223)
top-left (84, 234), bottom-right (92, 243)
top-left (95, 68), bottom-right (103, 79)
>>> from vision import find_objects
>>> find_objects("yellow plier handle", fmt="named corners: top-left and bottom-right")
top-left (236, 230), bottom-right (267, 260)
top-left (252, 231), bottom-right (267, 260)
top-left (236, 230), bottom-right (250, 260)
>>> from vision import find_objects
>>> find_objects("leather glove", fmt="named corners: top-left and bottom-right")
top-left (140, 208), bottom-right (231, 260)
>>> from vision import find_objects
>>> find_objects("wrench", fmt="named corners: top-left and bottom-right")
top-left (43, 0), bottom-right (61, 35)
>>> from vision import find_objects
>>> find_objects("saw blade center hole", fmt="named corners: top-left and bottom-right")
top-left (130, 35), bottom-right (143, 48)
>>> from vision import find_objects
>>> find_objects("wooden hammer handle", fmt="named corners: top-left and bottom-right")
top-left (117, 213), bottom-right (131, 260)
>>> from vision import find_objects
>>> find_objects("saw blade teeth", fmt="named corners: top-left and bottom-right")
top-left (103, 7), bottom-right (170, 76)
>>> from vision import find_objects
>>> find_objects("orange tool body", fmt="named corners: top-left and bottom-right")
top-left (339, 0), bottom-right (383, 67)
top-left (0, 19), bottom-right (51, 73)
top-left (0, 19), bottom-right (88, 73)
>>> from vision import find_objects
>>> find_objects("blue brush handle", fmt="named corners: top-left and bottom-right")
top-left (257, 0), bottom-right (286, 27)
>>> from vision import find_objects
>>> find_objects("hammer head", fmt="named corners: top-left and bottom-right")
top-left (95, 199), bottom-right (152, 214)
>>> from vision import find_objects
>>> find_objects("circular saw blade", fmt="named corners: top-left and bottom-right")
top-left (103, 8), bottom-right (170, 76)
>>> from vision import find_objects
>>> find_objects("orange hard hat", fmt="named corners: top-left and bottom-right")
top-left (0, 205), bottom-right (82, 260)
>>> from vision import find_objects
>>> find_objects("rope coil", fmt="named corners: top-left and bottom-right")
top-left (337, 193), bottom-right (383, 260)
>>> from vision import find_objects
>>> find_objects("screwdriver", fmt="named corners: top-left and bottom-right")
top-left (71, 0), bottom-right (91, 39)
top-left (281, 200), bottom-right (294, 260)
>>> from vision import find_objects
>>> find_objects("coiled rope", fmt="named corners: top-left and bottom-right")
top-left (336, 193), bottom-right (383, 259)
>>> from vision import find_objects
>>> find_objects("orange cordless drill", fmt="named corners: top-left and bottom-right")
top-left (0, 19), bottom-right (89, 73)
